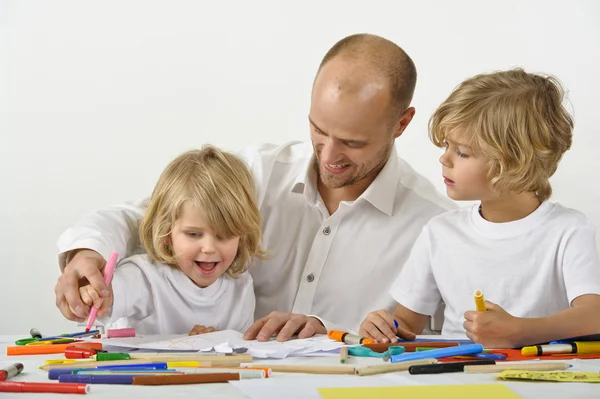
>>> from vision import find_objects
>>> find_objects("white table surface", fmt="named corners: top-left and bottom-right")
top-left (1, 335), bottom-right (599, 398)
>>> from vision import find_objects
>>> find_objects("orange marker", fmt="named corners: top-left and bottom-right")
top-left (328, 330), bottom-right (375, 345)
top-left (7, 342), bottom-right (102, 356)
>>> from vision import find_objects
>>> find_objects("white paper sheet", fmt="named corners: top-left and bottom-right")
top-left (95, 330), bottom-right (344, 359)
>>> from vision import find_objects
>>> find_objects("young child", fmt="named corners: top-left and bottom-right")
top-left (359, 69), bottom-right (600, 348)
top-left (78, 146), bottom-right (267, 335)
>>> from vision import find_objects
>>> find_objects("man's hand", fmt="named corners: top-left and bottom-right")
top-left (359, 309), bottom-right (416, 343)
top-left (189, 325), bottom-right (218, 336)
top-left (464, 301), bottom-right (522, 348)
top-left (54, 249), bottom-right (108, 321)
top-left (243, 311), bottom-right (327, 342)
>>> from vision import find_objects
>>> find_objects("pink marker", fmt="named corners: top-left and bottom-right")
top-left (85, 252), bottom-right (119, 332)
top-left (106, 328), bottom-right (136, 338)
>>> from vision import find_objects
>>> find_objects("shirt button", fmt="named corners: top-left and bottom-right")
top-left (323, 226), bottom-right (331, 235)
top-left (306, 273), bottom-right (315, 283)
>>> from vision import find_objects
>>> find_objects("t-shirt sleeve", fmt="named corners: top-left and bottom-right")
top-left (389, 225), bottom-right (442, 316)
top-left (562, 225), bottom-right (600, 304)
top-left (98, 261), bottom-right (154, 327)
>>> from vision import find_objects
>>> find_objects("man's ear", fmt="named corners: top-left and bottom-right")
top-left (393, 107), bottom-right (416, 139)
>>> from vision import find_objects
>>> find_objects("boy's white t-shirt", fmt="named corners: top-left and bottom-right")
top-left (390, 201), bottom-right (600, 336)
top-left (98, 254), bottom-right (255, 334)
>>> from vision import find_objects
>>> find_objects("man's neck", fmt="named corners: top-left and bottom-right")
top-left (480, 192), bottom-right (541, 223)
top-left (317, 178), bottom-right (373, 215)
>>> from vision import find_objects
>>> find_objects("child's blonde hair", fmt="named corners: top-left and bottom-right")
top-left (429, 68), bottom-right (573, 201)
top-left (139, 145), bottom-right (267, 277)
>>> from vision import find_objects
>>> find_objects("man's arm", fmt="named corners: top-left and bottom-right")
top-left (57, 199), bottom-right (149, 269)
top-left (55, 198), bottom-right (148, 321)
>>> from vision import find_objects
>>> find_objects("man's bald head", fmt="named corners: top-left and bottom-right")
top-left (315, 34), bottom-right (417, 120)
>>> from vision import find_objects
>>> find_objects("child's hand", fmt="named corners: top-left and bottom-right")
top-left (463, 301), bottom-right (522, 348)
top-left (359, 310), bottom-right (415, 343)
top-left (189, 325), bottom-right (219, 336)
top-left (78, 284), bottom-right (113, 317)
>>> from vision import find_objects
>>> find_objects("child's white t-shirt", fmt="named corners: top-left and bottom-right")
top-left (389, 201), bottom-right (600, 336)
top-left (98, 254), bottom-right (255, 334)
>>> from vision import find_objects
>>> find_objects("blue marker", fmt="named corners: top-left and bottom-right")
top-left (390, 343), bottom-right (484, 363)
top-left (58, 374), bottom-right (134, 384)
top-left (394, 319), bottom-right (399, 328)
top-left (37, 330), bottom-right (100, 342)
top-left (475, 353), bottom-right (506, 361)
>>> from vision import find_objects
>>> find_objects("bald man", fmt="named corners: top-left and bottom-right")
top-left (54, 34), bottom-right (454, 342)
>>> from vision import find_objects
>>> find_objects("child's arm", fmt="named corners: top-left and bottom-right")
top-left (465, 223), bottom-right (600, 348)
top-left (359, 304), bottom-right (428, 343)
top-left (362, 225), bottom-right (441, 343)
top-left (464, 294), bottom-right (600, 348)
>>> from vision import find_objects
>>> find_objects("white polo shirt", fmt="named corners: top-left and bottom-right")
top-left (58, 141), bottom-right (453, 332)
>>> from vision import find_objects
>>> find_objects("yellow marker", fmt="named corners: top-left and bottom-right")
top-left (474, 289), bottom-right (487, 311)
top-left (167, 361), bottom-right (202, 368)
top-left (521, 341), bottom-right (600, 356)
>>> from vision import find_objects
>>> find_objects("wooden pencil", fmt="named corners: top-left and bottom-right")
top-left (127, 353), bottom-right (252, 362)
top-left (251, 364), bottom-right (355, 374)
top-left (340, 347), bottom-right (349, 364)
top-left (132, 373), bottom-right (239, 385)
top-left (464, 362), bottom-right (571, 374)
top-left (126, 354), bottom-right (251, 365)
top-left (355, 358), bottom-right (437, 376)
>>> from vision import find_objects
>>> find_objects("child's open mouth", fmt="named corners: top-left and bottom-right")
top-left (195, 261), bottom-right (218, 275)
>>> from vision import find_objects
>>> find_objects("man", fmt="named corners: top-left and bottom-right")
top-left (54, 33), bottom-right (454, 342)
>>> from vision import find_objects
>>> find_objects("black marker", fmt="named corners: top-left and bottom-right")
top-left (30, 328), bottom-right (42, 339)
top-left (409, 359), bottom-right (495, 374)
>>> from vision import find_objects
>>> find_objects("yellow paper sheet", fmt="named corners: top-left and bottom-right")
top-left (318, 384), bottom-right (522, 399)
top-left (498, 370), bottom-right (600, 383)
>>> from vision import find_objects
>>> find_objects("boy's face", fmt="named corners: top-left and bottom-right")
top-left (170, 202), bottom-right (240, 288)
top-left (439, 130), bottom-right (493, 201)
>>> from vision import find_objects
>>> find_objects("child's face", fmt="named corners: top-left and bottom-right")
top-left (439, 132), bottom-right (493, 201)
top-left (170, 202), bottom-right (240, 288)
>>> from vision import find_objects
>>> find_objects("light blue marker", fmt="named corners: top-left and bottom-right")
top-left (390, 343), bottom-right (484, 363)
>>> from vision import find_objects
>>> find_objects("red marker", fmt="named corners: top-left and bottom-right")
top-left (0, 381), bottom-right (89, 394)
top-left (0, 363), bottom-right (23, 380)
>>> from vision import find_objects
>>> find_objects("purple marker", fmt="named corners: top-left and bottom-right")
top-left (58, 374), bottom-right (134, 384)
top-left (49, 368), bottom-right (82, 380)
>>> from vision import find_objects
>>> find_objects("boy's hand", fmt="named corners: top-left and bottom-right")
top-left (359, 309), bottom-right (416, 343)
top-left (463, 301), bottom-right (522, 348)
top-left (189, 325), bottom-right (219, 335)
top-left (78, 283), bottom-right (113, 317)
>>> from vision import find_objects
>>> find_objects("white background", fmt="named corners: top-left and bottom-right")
top-left (2, 0), bottom-right (599, 334)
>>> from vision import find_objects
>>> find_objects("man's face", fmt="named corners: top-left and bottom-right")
top-left (309, 59), bottom-right (402, 190)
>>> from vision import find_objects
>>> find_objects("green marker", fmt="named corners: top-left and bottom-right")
top-left (95, 352), bottom-right (131, 361)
